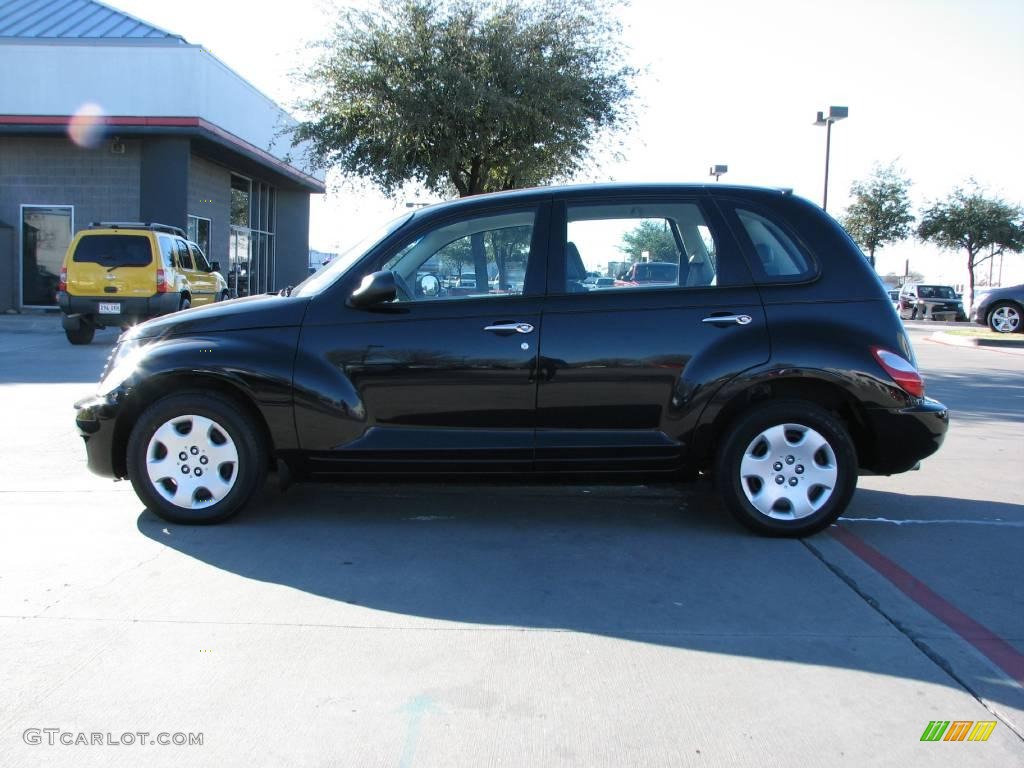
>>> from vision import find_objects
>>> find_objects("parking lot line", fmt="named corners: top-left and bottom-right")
top-left (829, 524), bottom-right (1024, 688)
top-left (838, 516), bottom-right (1024, 527)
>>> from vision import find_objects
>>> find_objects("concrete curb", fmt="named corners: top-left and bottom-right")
top-left (930, 330), bottom-right (1024, 353)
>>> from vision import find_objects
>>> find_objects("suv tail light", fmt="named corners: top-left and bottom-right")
top-left (57, 266), bottom-right (67, 293)
top-left (872, 347), bottom-right (925, 398)
top-left (156, 268), bottom-right (168, 293)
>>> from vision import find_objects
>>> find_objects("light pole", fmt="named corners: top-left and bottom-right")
top-left (813, 106), bottom-right (848, 211)
top-left (709, 164), bottom-right (728, 182)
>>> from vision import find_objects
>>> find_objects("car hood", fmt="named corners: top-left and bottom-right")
top-left (125, 293), bottom-right (310, 340)
top-left (980, 284), bottom-right (1024, 301)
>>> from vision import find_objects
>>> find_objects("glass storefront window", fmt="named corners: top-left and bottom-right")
top-left (187, 215), bottom-right (211, 257)
top-left (227, 175), bottom-right (275, 297)
top-left (21, 205), bottom-right (73, 307)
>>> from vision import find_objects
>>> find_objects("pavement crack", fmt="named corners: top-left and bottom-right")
top-left (801, 537), bottom-right (1024, 744)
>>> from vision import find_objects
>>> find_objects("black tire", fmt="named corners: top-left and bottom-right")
top-left (65, 324), bottom-right (95, 345)
top-left (910, 306), bottom-right (918, 320)
top-left (987, 301), bottom-right (1022, 334)
top-left (715, 400), bottom-right (857, 537)
top-left (179, 296), bottom-right (191, 312)
top-left (216, 291), bottom-right (229, 302)
top-left (126, 391), bottom-right (267, 524)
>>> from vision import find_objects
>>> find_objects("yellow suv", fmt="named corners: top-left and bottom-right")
top-left (57, 222), bottom-right (229, 344)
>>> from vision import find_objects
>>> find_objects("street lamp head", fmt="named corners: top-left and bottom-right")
top-left (814, 106), bottom-right (849, 126)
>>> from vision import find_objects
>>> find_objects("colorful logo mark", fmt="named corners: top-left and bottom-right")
top-left (920, 720), bottom-right (997, 742)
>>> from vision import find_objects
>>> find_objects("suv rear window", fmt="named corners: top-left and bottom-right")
top-left (72, 235), bottom-right (152, 267)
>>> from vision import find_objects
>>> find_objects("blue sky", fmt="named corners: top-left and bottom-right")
top-left (112, 0), bottom-right (1024, 285)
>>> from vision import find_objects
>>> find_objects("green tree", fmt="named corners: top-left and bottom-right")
top-left (918, 183), bottom-right (1024, 309)
top-left (293, 0), bottom-right (635, 198)
top-left (618, 220), bottom-right (676, 263)
top-left (840, 163), bottom-right (915, 269)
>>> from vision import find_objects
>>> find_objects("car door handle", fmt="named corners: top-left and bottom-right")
top-left (484, 322), bottom-right (535, 334)
top-left (702, 314), bottom-right (753, 325)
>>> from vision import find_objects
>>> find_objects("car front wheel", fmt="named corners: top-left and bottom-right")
top-left (988, 302), bottom-right (1022, 333)
top-left (716, 400), bottom-right (857, 537)
top-left (126, 391), bottom-right (267, 524)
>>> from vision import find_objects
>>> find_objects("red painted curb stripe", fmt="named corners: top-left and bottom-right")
top-left (830, 524), bottom-right (1024, 687)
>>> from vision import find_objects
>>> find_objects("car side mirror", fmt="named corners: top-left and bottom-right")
top-left (419, 274), bottom-right (440, 297)
top-left (348, 270), bottom-right (398, 308)
top-left (210, 261), bottom-right (221, 272)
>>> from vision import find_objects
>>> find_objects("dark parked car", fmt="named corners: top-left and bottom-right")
top-left (971, 284), bottom-right (1024, 333)
top-left (897, 283), bottom-right (966, 321)
top-left (74, 184), bottom-right (948, 536)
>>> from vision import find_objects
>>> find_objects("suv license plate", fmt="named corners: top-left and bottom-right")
top-left (98, 302), bottom-right (121, 314)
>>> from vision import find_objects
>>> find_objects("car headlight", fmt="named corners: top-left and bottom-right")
top-left (98, 338), bottom-right (148, 396)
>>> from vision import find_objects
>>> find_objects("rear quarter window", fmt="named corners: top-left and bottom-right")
top-left (72, 235), bottom-right (153, 267)
top-left (733, 208), bottom-right (813, 281)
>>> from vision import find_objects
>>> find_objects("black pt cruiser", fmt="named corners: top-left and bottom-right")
top-left (75, 184), bottom-right (949, 536)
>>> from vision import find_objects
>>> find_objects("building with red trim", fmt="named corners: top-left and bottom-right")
top-left (0, 0), bottom-right (326, 311)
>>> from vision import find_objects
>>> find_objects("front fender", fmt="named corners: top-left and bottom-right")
top-left (114, 328), bottom-right (301, 451)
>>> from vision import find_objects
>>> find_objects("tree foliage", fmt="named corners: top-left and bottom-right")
top-left (618, 220), bottom-right (676, 263)
top-left (917, 183), bottom-right (1024, 308)
top-left (293, 0), bottom-right (635, 197)
top-left (840, 163), bottom-right (914, 268)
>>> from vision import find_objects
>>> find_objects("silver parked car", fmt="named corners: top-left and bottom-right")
top-left (971, 284), bottom-right (1024, 333)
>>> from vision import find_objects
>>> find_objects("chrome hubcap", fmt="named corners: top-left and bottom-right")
top-left (146, 415), bottom-right (238, 509)
top-left (991, 306), bottom-right (1020, 333)
top-left (739, 423), bottom-right (838, 520)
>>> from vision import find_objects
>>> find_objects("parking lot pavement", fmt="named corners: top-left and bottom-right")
top-left (1, 318), bottom-right (1022, 767)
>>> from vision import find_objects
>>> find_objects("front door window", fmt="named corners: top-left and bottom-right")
top-left (381, 210), bottom-right (535, 301)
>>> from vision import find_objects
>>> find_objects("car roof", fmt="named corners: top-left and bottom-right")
top-left (406, 183), bottom-right (801, 218)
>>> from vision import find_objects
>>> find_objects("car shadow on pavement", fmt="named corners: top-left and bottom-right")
top-left (137, 482), bottom-right (1023, 710)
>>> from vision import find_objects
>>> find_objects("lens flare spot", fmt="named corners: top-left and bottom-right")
top-left (68, 103), bottom-right (107, 149)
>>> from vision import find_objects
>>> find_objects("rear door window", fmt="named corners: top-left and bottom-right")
top-left (561, 200), bottom-right (732, 293)
top-left (72, 235), bottom-right (152, 267)
top-left (189, 243), bottom-right (211, 271)
top-left (175, 239), bottom-right (194, 270)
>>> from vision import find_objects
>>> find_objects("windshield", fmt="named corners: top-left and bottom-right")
top-left (917, 285), bottom-right (958, 299)
top-left (290, 213), bottom-right (413, 297)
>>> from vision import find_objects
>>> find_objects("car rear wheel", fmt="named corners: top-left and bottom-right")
top-left (988, 302), bottom-right (1022, 333)
top-left (126, 391), bottom-right (267, 524)
top-left (715, 400), bottom-right (857, 537)
top-left (65, 324), bottom-right (95, 345)
top-left (179, 296), bottom-right (191, 312)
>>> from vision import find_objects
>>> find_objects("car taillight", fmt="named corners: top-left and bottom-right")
top-left (57, 267), bottom-right (67, 293)
top-left (872, 347), bottom-right (925, 398)
top-left (156, 268), bottom-right (167, 293)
